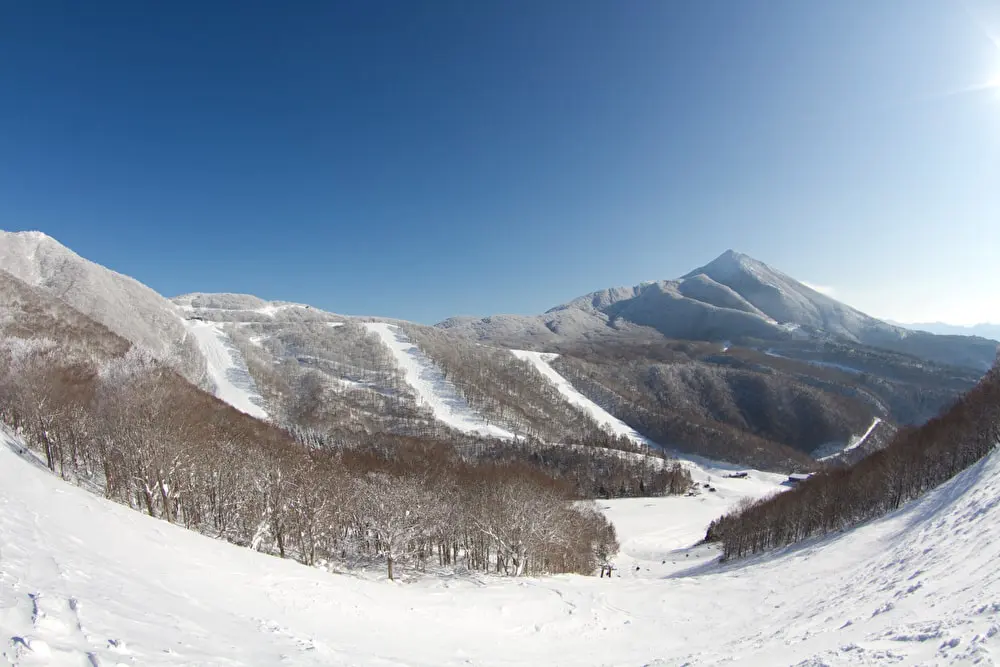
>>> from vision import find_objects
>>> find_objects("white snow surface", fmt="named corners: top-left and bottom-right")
top-left (183, 320), bottom-right (268, 420)
top-left (363, 322), bottom-right (514, 439)
top-left (511, 350), bottom-right (655, 448)
top-left (2, 427), bottom-right (999, 665)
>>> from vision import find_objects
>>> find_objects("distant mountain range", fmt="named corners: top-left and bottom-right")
top-left (889, 321), bottom-right (1000, 343)
top-left (1, 229), bottom-right (995, 471)
top-left (440, 249), bottom-right (999, 372)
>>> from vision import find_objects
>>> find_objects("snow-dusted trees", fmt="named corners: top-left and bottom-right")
top-left (401, 325), bottom-right (615, 444)
top-left (353, 472), bottom-right (437, 580)
top-left (470, 441), bottom-right (692, 499)
top-left (471, 471), bottom-right (570, 575)
top-left (708, 360), bottom-right (1000, 560)
top-left (549, 353), bottom-right (822, 470)
top-left (0, 339), bottom-right (622, 579)
top-left (225, 321), bottom-right (432, 438)
top-left (0, 273), bottom-right (629, 580)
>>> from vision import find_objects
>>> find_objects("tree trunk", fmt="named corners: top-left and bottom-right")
top-left (387, 556), bottom-right (394, 581)
top-left (142, 486), bottom-right (156, 517)
top-left (38, 416), bottom-right (54, 472)
top-left (158, 478), bottom-right (173, 523)
top-left (275, 525), bottom-right (286, 558)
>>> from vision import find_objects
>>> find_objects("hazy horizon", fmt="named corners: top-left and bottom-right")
top-left (7, 227), bottom-right (1000, 329)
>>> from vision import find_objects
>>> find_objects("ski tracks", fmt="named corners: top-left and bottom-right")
top-left (7, 592), bottom-right (127, 667)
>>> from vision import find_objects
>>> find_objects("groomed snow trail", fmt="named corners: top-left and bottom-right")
top-left (511, 350), bottom-right (654, 447)
top-left (2, 427), bottom-right (999, 665)
top-left (510, 350), bottom-right (758, 481)
top-left (364, 322), bottom-right (514, 439)
top-left (818, 416), bottom-right (884, 462)
top-left (184, 320), bottom-right (268, 420)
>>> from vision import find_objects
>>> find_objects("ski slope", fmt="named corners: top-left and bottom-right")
top-left (818, 417), bottom-right (885, 462)
top-left (511, 350), bottom-right (654, 447)
top-left (2, 427), bottom-right (999, 666)
top-left (599, 468), bottom-right (788, 574)
top-left (183, 320), bottom-right (269, 420)
top-left (364, 322), bottom-right (514, 439)
top-left (511, 350), bottom-right (785, 479)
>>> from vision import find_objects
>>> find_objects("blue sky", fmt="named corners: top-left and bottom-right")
top-left (1, 0), bottom-right (998, 324)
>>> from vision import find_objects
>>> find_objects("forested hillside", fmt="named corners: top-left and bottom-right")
top-left (0, 273), bottom-right (632, 579)
top-left (707, 358), bottom-right (1000, 559)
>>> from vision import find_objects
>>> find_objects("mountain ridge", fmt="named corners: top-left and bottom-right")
top-left (1, 230), bottom-right (991, 470)
top-left (0, 229), bottom-right (207, 384)
top-left (890, 320), bottom-right (1000, 342)
top-left (438, 249), bottom-right (999, 371)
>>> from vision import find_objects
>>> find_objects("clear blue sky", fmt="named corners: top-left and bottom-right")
top-left (1, 0), bottom-right (998, 324)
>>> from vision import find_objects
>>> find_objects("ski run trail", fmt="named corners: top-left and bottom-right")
top-left (818, 417), bottom-right (885, 462)
top-left (511, 350), bottom-right (655, 448)
top-left (363, 322), bottom-right (514, 439)
top-left (183, 319), bottom-right (269, 420)
top-left (3, 422), bottom-right (1000, 666)
top-left (510, 350), bottom-right (751, 478)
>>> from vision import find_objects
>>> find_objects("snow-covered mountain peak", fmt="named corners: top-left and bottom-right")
top-left (685, 248), bottom-right (757, 277)
top-left (8, 229), bottom-right (54, 243)
top-left (439, 249), bottom-right (999, 370)
top-left (683, 249), bottom-right (792, 290)
top-left (0, 229), bottom-right (207, 383)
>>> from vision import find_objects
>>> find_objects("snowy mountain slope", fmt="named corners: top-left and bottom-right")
top-left (512, 349), bottom-right (832, 475)
top-left (168, 291), bottom-right (938, 469)
top-left (511, 350), bottom-right (654, 447)
top-left (3, 425), bottom-right (999, 666)
top-left (0, 231), bottom-right (980, 466)
top-left (170, 294), bottom-right (445, 436)
top-left (183, 320), bottom-right (268, 420)
top-left (364, 322), bottom-right (515, 439)
top-left (0, 230), bottom-right (205, 384)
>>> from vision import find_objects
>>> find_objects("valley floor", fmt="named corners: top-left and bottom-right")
top-left (1, 430), bottom-right (998, 666)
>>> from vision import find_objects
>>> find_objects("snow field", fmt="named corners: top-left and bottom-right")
top-left (364, 322), bottom-right (514, 439)
top-left (2, 426), bottom-right (999, 665)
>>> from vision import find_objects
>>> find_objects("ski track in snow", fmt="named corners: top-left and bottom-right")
top-left (818, 417), bottom-right (884, 462)
top-left (3, 426), bottom-right (1000, 665)
top-left (510, 350), bottom-right (777, 479)
top-left (511, 350), bottom-right (654, 447)
top-left (184, 320), bottom-right (269, 420)
top-left (363, 322), bottom-right (514, 439)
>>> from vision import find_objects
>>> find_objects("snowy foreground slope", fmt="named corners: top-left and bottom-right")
top-left (182, 319), bottom-right (268, 420)
top-left (3, 431), bottom-right (1000, 666)
top-left (364, 322), bottom-right (514, 439)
